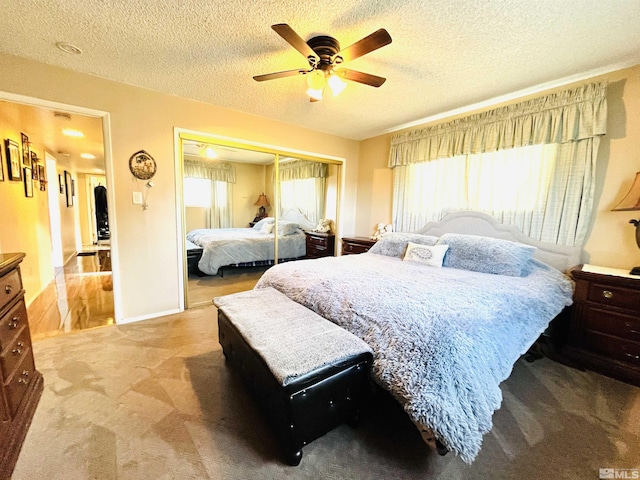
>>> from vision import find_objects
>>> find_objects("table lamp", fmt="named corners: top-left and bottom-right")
top-left (612, 171), bottom-right (640, 275)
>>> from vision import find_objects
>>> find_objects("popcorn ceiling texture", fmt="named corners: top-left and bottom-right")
top-left (1, 0), bottom-right (640, 140)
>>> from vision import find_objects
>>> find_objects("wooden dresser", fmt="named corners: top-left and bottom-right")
top-left (0, 253), bottom-right (43, 479)
top-left (564, 265), bottom-right (640, 386)
top-left (304, 232), bottom-right (335, 259)
top-left (341, 237), bottom-right (377, 255)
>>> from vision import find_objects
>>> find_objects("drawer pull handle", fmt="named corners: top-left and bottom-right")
top-left (602, 290), bottom-right (613, 299)
top-left (626, 322), bottom-right (640, 335)
top-left (22, 370), bottom-right (29, 377)
top-left (18, 377), bottom-right (30, 385)
top-left (12, 347), bottom-right (22, 355)
top-left (624, 352), bottom-right (640, 360)
top-left (8, 316), bottom-right (19, 329)
top-left (4, 284), bottom-right (12, 294)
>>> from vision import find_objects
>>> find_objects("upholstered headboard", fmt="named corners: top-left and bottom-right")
top-left (415, 211), bottom-right (583, 273)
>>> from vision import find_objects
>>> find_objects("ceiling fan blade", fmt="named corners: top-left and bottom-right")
top-left (253, 68), bottom-right (306, 82)
top-left (336, 29), bottom-right (392, 63)
top-left (271, 24), bottom-right (317, 59)
top-left (336, 69), bottom-right (386, 87)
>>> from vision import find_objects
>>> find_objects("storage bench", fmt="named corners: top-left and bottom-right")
top-left (213, 287), bottom-right (373, 466)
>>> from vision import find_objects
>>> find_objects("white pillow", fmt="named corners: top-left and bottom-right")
top-left (259, 222), bottom-right (274, 234)
top-left (403, 242), bottom-right (449, 267)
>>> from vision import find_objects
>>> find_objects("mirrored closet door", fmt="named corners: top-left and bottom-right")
top-left (180, 136), bottom-right (341, 308)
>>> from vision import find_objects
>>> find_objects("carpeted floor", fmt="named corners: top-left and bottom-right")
top-left (12, 304), bottom-right (640, 479)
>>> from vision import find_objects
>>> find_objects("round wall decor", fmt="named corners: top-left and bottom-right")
top-left (128, 150), bottom-right (157, 180)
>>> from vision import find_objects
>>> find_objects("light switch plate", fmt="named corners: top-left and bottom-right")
top-left (132, 191), bottom-right (143, 205)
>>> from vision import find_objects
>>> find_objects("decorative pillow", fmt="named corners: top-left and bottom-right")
top-left (259, 222), bottom-right (275, 234)
top-left (437, 233), bottom-right (537, 277)
top-left (252, 217), bottom-right (275, 230)
top-left (403, 243), bottom-right (449, 267)
top-left (368, 232), bottom-right (439, 258)
top-left (277, 221), bottom-right (300, 236)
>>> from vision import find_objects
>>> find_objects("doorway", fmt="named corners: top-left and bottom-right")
top-left (0, 91), bottom-right (120, 335)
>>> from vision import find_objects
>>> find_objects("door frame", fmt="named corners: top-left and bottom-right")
top-left (0, 91), bottom-right (121, 322)
top-left (174, 128), bottom-right (344, 310)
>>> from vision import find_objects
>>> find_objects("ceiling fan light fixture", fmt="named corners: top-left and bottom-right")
top-left (327, 72), bottom-right (347, 96)
top-left (306, 87), bottom-right (323, 101)
top-left (306, 69), bottom-right (326, 91)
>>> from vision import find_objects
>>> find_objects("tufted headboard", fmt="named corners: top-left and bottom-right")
top-left (414, 211), bottom-right (583, 273)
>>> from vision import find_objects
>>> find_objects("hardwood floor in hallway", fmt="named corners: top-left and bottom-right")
top-left (27, 248), bottom-right (114, 340)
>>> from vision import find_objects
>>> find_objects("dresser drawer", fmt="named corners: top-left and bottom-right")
top-left (0, 325), bottom-right (31, 380)
top-left (587, 282), bottom-right (640, 311)
top-left (0, 268), bottom-right (22, 311)
top-left (4, 350), bottom-right (36, 418)
top-left (0, 299), bottom-right (27, 348)
top-left (582, 330), bottom-right (640, 367)
top-left (582, 306), bottom-right (640, 341)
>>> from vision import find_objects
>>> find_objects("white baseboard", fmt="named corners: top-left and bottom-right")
top-left (116, 308), bottom-right (182, 325)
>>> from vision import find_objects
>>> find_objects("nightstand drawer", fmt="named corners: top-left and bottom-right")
top-left (587, 282), bottom-right (640, 311)
top-left (582, 331), bottom-right (640, 366)
top-left (306, 235), bottom-right (327, 246)
top-left (583, 306), bottom-right (640, 341)
top-left (307, 244), bottom-right (328, 257)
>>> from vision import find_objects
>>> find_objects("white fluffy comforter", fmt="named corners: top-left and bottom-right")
top-left (255, 253), bottom-right (573, 463)
top-left (187, 228), bottom-right (306, 275)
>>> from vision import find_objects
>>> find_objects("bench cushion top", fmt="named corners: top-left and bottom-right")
top-left (214, 287), bottom-right (373, 386)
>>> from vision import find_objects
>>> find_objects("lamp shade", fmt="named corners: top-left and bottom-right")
top-left (254, 193), bottom-right (270, 207)
top-left (612, 172), bottom-right (640, 211)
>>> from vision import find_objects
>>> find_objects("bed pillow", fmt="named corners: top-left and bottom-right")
top-left (437, 233), bottom-right (537, 276)
top-left (403, 242), bottom-right (449, 267)
top-left (259, 222), bottom-right (275, 234)
top-left (368, 232), bottom-right (439, 258)
top-left (252, 217), bottom-right (275, 230)
top-left (277, 221), bottom-right (300, 236)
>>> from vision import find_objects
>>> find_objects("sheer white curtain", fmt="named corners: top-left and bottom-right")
top-left (278, 160), bottom-right (328, 225)
top-left (184, 160), bottom-right (235, 228)
top-left (389, 82), bottom-right (608, 246)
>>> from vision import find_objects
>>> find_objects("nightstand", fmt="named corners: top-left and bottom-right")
top-left (304, 232), bottom-right (335, 259)
top-left (341, 237), bottom-right (377, 255)
top-left (564, 265), bottom-right (640, 386)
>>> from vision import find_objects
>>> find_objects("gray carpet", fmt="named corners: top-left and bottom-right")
top-left (13, 304), bottom-right (640, 479)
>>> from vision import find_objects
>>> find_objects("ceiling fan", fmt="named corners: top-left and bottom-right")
top-left (253, 24), bottom-right (392, 101)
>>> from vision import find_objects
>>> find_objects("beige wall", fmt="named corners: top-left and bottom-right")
top-left (0, 53), bottom-right (360, 322)
top-left (232, 163), bottom-right (269, 227)
top-left (0, 114), bottom-right (54, 303)
top-left (357, 65), bottom-right (640, 270)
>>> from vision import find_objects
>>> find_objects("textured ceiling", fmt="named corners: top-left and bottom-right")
top-left (1, 0), bottom-right (640, 141)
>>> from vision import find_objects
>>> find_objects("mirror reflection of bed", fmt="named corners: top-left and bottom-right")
top-left (182, 139), bottom-right (340, 307)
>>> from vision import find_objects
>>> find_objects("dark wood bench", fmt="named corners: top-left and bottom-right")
top-left (214, 287), bottom-right (373, 466)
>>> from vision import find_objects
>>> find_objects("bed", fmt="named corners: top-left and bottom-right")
top-left (254, 211), bottom-right (582, 463)
top-left (186, 209), bottom-right (317, 276)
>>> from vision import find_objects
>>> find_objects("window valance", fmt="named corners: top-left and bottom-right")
top-left (278, 160), bottom-right (329, 181)
top-left (388, 82), bottom-right (608, 168)
top-left (184, 160), bottom-right (236, 183)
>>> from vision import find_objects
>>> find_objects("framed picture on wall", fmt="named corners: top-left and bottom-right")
top-left (24, 167), bottom-right (33, 197)
top-left (31, 152), bottom-right (38, 179)
top-left (58, 174), bottom-right (64, 193)
top-left (21, 133), bottom-right (30, 168)
top-left (0, 144), bottom-right (4, 181)
top-left (5, 139), bottom-right (21, 181)
top-left (65, 170), bottom-right (73, 207)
